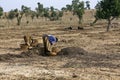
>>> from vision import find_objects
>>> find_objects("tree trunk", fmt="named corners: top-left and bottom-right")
top-left (78, 17), bottom-right (82, 24)
top-left (107, 19), bottom-right (111, 32)
top-left (7, 19), bottom-right (10, 28)
top-left (92, 18), bottom-right (98, 25)
top-left (17, 17), bottom-right (21, 26)
top-left (79, 19), bottom-right (82, 24)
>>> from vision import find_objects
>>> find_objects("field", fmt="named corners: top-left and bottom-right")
top-left (0, 10), bottom-right (120, 80)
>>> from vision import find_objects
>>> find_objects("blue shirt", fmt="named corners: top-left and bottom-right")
top-left (48, 35), bottom-right (57, 45)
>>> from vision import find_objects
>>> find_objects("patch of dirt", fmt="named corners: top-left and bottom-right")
top-left (58, 47), bottom-right (87, 56)
top-left (0, 46), bottom-right (43, 61)
top-left (0, 46), bottom-right (87, 61)
top-left (0, 10), bottom-right (120, 80)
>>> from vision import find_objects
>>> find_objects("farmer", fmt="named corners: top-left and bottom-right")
top-left (42, 34), bottom-right (58, 56)
top-left (23, 35), bottom-right (33, 47)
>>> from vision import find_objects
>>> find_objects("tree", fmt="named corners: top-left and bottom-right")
top-left (50, 6), bottom-right (54, 12)
top-left (43, 7), bottom-right (49, 20)
top-left (85, 1), bottom-right (90, 9)
top-left (57, 11), bottom-right (63, 20)
top-left (61, 7), bottom-right (67, 12)
top-left (72, 0), bottom-right (85, 24)
top-left (36, 2), bottom-right (44, 18)
top-left (8, 9), bottom-right (16, 20)
top-left (58, 11), bottom-right (63, 18)
top-left (14, 8), bottom-right (24, 26)
top-left (95, 0), bottom-right (120, 31)
top-left (6, 9), bottom-right (16, 26)
top-left (30, 10), bottom-right (36, 22)
top-left (21, 5), bottom-right (31, 21)
top-left (0, 6), bottom-right (3, 18)
top-left (66, 4), bottom-right (72, 11)
top-left (50, 11), bottom-right (57, 21)
top-left (49, 6), bottom-right (58, 21)
top-left (90, 1), bottom-right (101, 26)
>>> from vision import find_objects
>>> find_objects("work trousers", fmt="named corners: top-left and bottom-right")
top-left (42, 34), bottom-right (52, 55)
top-left (24, 35), bottom-right (33, 47)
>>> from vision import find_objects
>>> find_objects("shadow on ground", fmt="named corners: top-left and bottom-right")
top-left (60, 47), bottom-right (120, 69)
top-left (0, 46), bottom-right (120, 69)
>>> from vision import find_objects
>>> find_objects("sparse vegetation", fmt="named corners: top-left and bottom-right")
top-left (85, 1), bottom-right (90, 9)
top-left (36, 2), bottom-right (44, 18)
top-left (0, 6), bottom-right (3, 18)
top-left (8, 9), bottom-right (16, 21)
top-left (62, 0), bottom-right (85, 24)
top-left (94, 0), bottom-right (120, 31)
top-left (0, 1), bottom-right (120, 80)
top-left (72, 0), bottom-right (85, 24)
top-left (21, 5), bottom-right (31, 23)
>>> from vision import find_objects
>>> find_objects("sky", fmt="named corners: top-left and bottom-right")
top-left (0, 0), bottom-right (100, 12)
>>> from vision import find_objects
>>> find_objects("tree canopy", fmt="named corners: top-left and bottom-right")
top-left (95, 0), bottom-right (120, 31)
top-left (0, 6), bottom-right (3, 18)
top-left (85, 1), bottom-right (90, 9)
top-left (72, 0), bottom-right (84, 24)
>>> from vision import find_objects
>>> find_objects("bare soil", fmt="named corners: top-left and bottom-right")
top-left (0, 10), bottom-right (120, 80)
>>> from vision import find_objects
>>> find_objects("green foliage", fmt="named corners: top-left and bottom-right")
top-left (95, 0), bottom-right (120, 31)
top-left (85, 1), bottom-right (90, 9)
top-left (38, 2), bottom-right (43, 11)
top-left (30, 10), bottom-right (36, 21)
top-left (50, 11), bottom-right (58, 21)
top-left (72, 0), bottom-right (85, 24)
top-left (0, 6), bottom-right (3, 18)
top-left (43, 8), bottom-right (49, 18)
top-left (8, 7), bottom-right (24, 26)
top-left (58, 11), bottom-right (63, 17)
top-left (35, 4), bottom-right (63, 21)
top-left (61, 7), bottom-right (67, 11)
top-left (8, 9), bottom-right (16, 20)
top-left (49, 6), bottom-right (63, 21)
top-left (50, 6), bottom-right (54, 12)
top-left (96, 0), bottom-right (120, 19)
top-left (66, 4), bottom-right (72, 11)
top-left (21, 5), bottom-right (31, 17)
top-left (51, 11), bottom-right (57, 17)
top-left (36, 2), bottom-right (44, 17)
top-left (61, 0), bottom-right (85, 24)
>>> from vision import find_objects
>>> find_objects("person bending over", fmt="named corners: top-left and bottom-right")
top-left (42, 34), bottom-right (58, 56)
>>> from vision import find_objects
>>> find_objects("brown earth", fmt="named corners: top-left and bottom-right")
top-left (0, 10), bottom-right (120, 80)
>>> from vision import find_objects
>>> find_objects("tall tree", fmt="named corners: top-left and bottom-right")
top-left (7, 9), bottom-right (16, 26)
top-left (72, 0), bottom-right (85, 24)
top-left (30, 10), bottom-right (36, 22)
top-left (66, 4), bottom-right (72, 11)
top-left (50, 6), bottom-right (54, 12)
top-left (43, 7), bottom-right (49, 20)
top-left (0, 6), bottom-right (3, 18)
top-left (95, 0), bottom-right (120, 31)
top-left (36, 2), bottom-right (44, 18)
top-left (85, 1), bottom-right (90, 9)
top-left (21, 5), bottom-right (31, 20)
top-left (8, 9), bottom-right (16, 20)
top-left (61, 7), bottom-right (67, 12)
top-left (49, 6), bottom-right (58, 21)
top-left (91, 1), bottom-right (101, 26)
top-left (14, 8), bottom-right (24, 26)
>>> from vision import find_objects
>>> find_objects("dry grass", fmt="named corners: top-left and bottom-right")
top-left (0, 10), bottom-right (120, 80)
